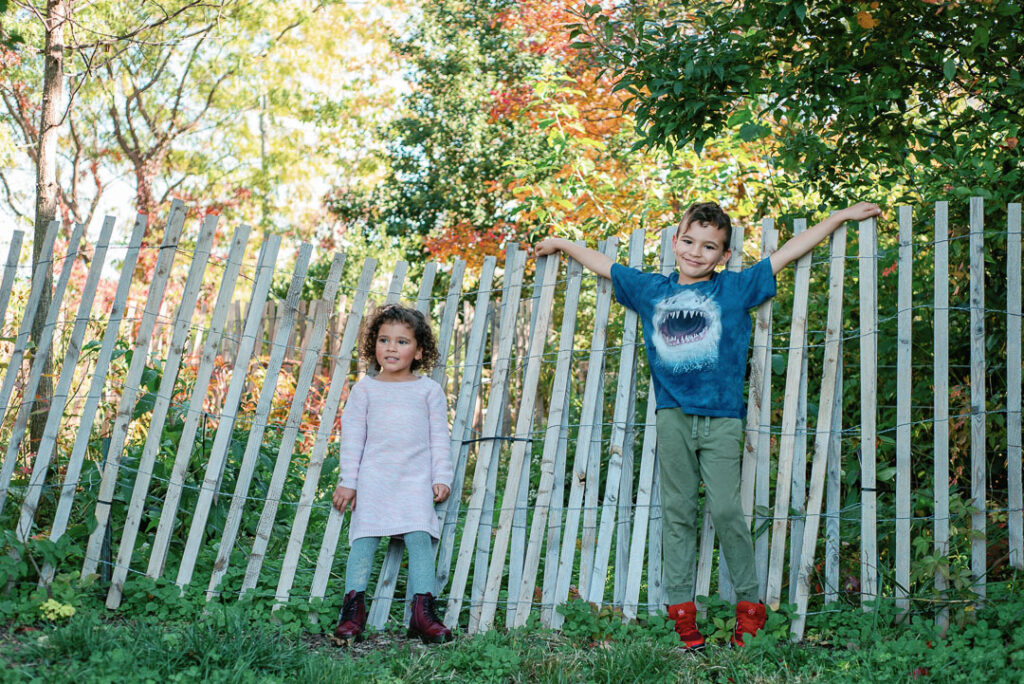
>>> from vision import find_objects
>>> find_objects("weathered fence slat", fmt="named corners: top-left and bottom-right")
top-left (766, 219), bottom-right (812, 610)
top-left (363, 261), bottom-right (417, 628)
top-left (40, 215), bottom-right (146, 584)
top-left (14, 218), bottom-right (113, 540)
top-left (859, 216), bottom-right (879, 604)
top-left (578, 367), bottom-right (605, 598)
top-left (695, 502), bottom-right (715, 607)
top-left (174, 234), bottom-right (282, 588)
top-left (614, 345), bottom-right (639, 607)
top-left (478, 254), bottom-right (558, 630)
top-left (467, 251), bottom-right (521, 632)
top-left (205, 244), bottom-right (314, 596)
top-left (426, 261), bottom-right (468, 592)
top-left (0, 220), bottom-right (58, 433)
top-left (752, 219), bottom-right (779, 600)
top-left (788, 222), bottom-right (811, 604)
top-left (241, 251), bottom-right (346, 595)
top-left (587, 230), bottom-right (643, 606)
top-left (540, 246), bottom-right (586, 625)
top-left (969, 197), bottom-right (986, 598)
top-left (1008, 202), bottom-right (1022, 570)
top-left (506, 264), bottom-right (548, 623)
top-left (82, 201), bottom-right (188, 579)
top-left (432, 262), bottom-right (468, 391)
top-left (433, 259), bottom-right (495, 602)
top-left (645, 230), bottom-right (675, 614)
top-left (824, 339), bottom-right (844, 604)
top-left (106, 214), bottom-right (220, 607)
top-left (549, 239), bottom-right (618, 629)
top-left (624, 372), bottom-right (659, 619)
top-left (0, 221), bottom-right (84, 516)
top-left (513, 250), bottom-right (582, 627)
top-left (446, 248), bottom-right (525, 631)
top-left (647, 456), bottom-right (664, 614)
top-left (146, 224), bottom-right (252, 580)
top-left (933, 201), bottom-right (950, 628)
top-left (305, 258), bottom-right (378, 602)
top-left (791, 223), bottom-right (847, 640)
top-left (895, 206), bottom-right (913, 611)
top-left (0, 230), bottom-right (24, 332)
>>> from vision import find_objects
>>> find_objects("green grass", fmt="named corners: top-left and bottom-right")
top-left (3, 593), bottom-right (1024, 684)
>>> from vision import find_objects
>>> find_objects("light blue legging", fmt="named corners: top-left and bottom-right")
top-left (345, 531), bottom-right (437, 596)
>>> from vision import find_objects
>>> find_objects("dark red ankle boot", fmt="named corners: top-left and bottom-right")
top-left (731, 600), bottom-right (767, 647)
top-left (407, 592), bottom-right (453, 644)
top-left (334, 589), bottom-right (367, 643)
top-left (667, 601), bottom-right (705, 651)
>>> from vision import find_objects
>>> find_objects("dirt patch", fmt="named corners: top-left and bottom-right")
top-left (305, 627), bottom-right (461, 658)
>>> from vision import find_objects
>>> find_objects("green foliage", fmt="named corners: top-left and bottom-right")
top-left (327, 0), bottom-right (545, 247)
top-left (4, 587), bottom-right (1023, 682)
top-left (573, 0), bottom-right (1024, 207)
top-left (447, 629), bottom-right (523, 681)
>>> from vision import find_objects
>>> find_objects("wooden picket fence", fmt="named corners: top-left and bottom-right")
top-left (0, 197), bottom-right (1020, 640)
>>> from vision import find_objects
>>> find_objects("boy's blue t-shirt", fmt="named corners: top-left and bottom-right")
top-left (610, 258), bottom-right (776, 419)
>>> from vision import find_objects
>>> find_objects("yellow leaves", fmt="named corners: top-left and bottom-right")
top-left (856, 11), bottom-right (880, 29)
top-left (39, 599), bottom-right (75, 621)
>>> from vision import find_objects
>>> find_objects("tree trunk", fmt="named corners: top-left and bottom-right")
top-left (29, 0), bottom-right (70, 452)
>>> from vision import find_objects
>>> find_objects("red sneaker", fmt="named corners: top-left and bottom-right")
top-left (731, 601), bottom-right (767, 647)
top-left (334, 590), bottom-right (367, 643)
top-left (407, 592), bottom-right (453, 644)
top-left (667, 601), bottom-right (705, 651)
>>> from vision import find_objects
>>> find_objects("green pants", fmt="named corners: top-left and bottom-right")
top-left (656, 409), bottom-right (759, 605)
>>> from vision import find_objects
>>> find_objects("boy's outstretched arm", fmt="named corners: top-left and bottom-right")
top-left (770, 202), bottom-right (882, 275)
top-left (535, 237), bottom-right (615, 279)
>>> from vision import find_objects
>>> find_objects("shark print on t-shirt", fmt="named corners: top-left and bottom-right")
top-left (652, 289), bottom-right (723, 372)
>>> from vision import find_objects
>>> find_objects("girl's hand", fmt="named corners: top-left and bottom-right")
top-left (333, 485), bottom-right (357, 513)
top-left (432, 484), bottom-right (451, 504)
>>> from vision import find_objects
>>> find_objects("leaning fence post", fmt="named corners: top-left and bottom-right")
top-left (933, 201), bottom-right (950, 628)
top-left (968, 196), bottom-right (986, 599)
top-left (0, 230), bottom-right (24, 334)
top-left (895, 206), bottom-right (914, 612)
top-left (858, 215), bottom-right (879, 606)
top-left (1008, 202), bottom-right (1022, 570)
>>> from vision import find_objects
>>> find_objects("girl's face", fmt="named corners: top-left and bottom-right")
top-left (374, 321), bottom-right (422, 381)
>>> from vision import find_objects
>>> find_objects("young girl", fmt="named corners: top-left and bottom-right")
top-left (331, 304), bottom-right (454, 644)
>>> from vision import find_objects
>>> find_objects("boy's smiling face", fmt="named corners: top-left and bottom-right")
top-left (672, 220), bottom-right (732, 284)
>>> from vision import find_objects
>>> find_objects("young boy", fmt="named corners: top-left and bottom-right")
top-left (535, 200), bottom-right (881, 648)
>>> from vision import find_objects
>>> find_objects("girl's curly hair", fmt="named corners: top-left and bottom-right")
top-left (359, 304), bottom-right (440, 373)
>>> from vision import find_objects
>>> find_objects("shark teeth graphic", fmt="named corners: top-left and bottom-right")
top-left (652, 289), bottom-right (722, 371)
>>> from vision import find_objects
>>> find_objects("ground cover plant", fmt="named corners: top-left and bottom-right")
top-left (1, 568), bottom-right (1022, 683)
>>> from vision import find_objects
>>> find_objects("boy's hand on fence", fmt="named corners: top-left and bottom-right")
top-left (837, 201), bottom-right (883, 223)
top-left (333, 485), bottom-right (357, 513)
top-left (534, 238), bottom-right (568, 257)
top-left (433, 484), bottom-right (451, 504)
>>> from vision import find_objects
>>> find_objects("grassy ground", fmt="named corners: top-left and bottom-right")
top-left (2, 593), bottom-right (1024, 684)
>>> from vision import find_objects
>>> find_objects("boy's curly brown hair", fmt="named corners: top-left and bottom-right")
top-left (358, 304), bottom-right (440, 373)
top-left (677, 201), bottom-right (733, 250)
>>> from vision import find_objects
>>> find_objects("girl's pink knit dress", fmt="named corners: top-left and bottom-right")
top-left (338, 375), bottom-right (453, 542)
